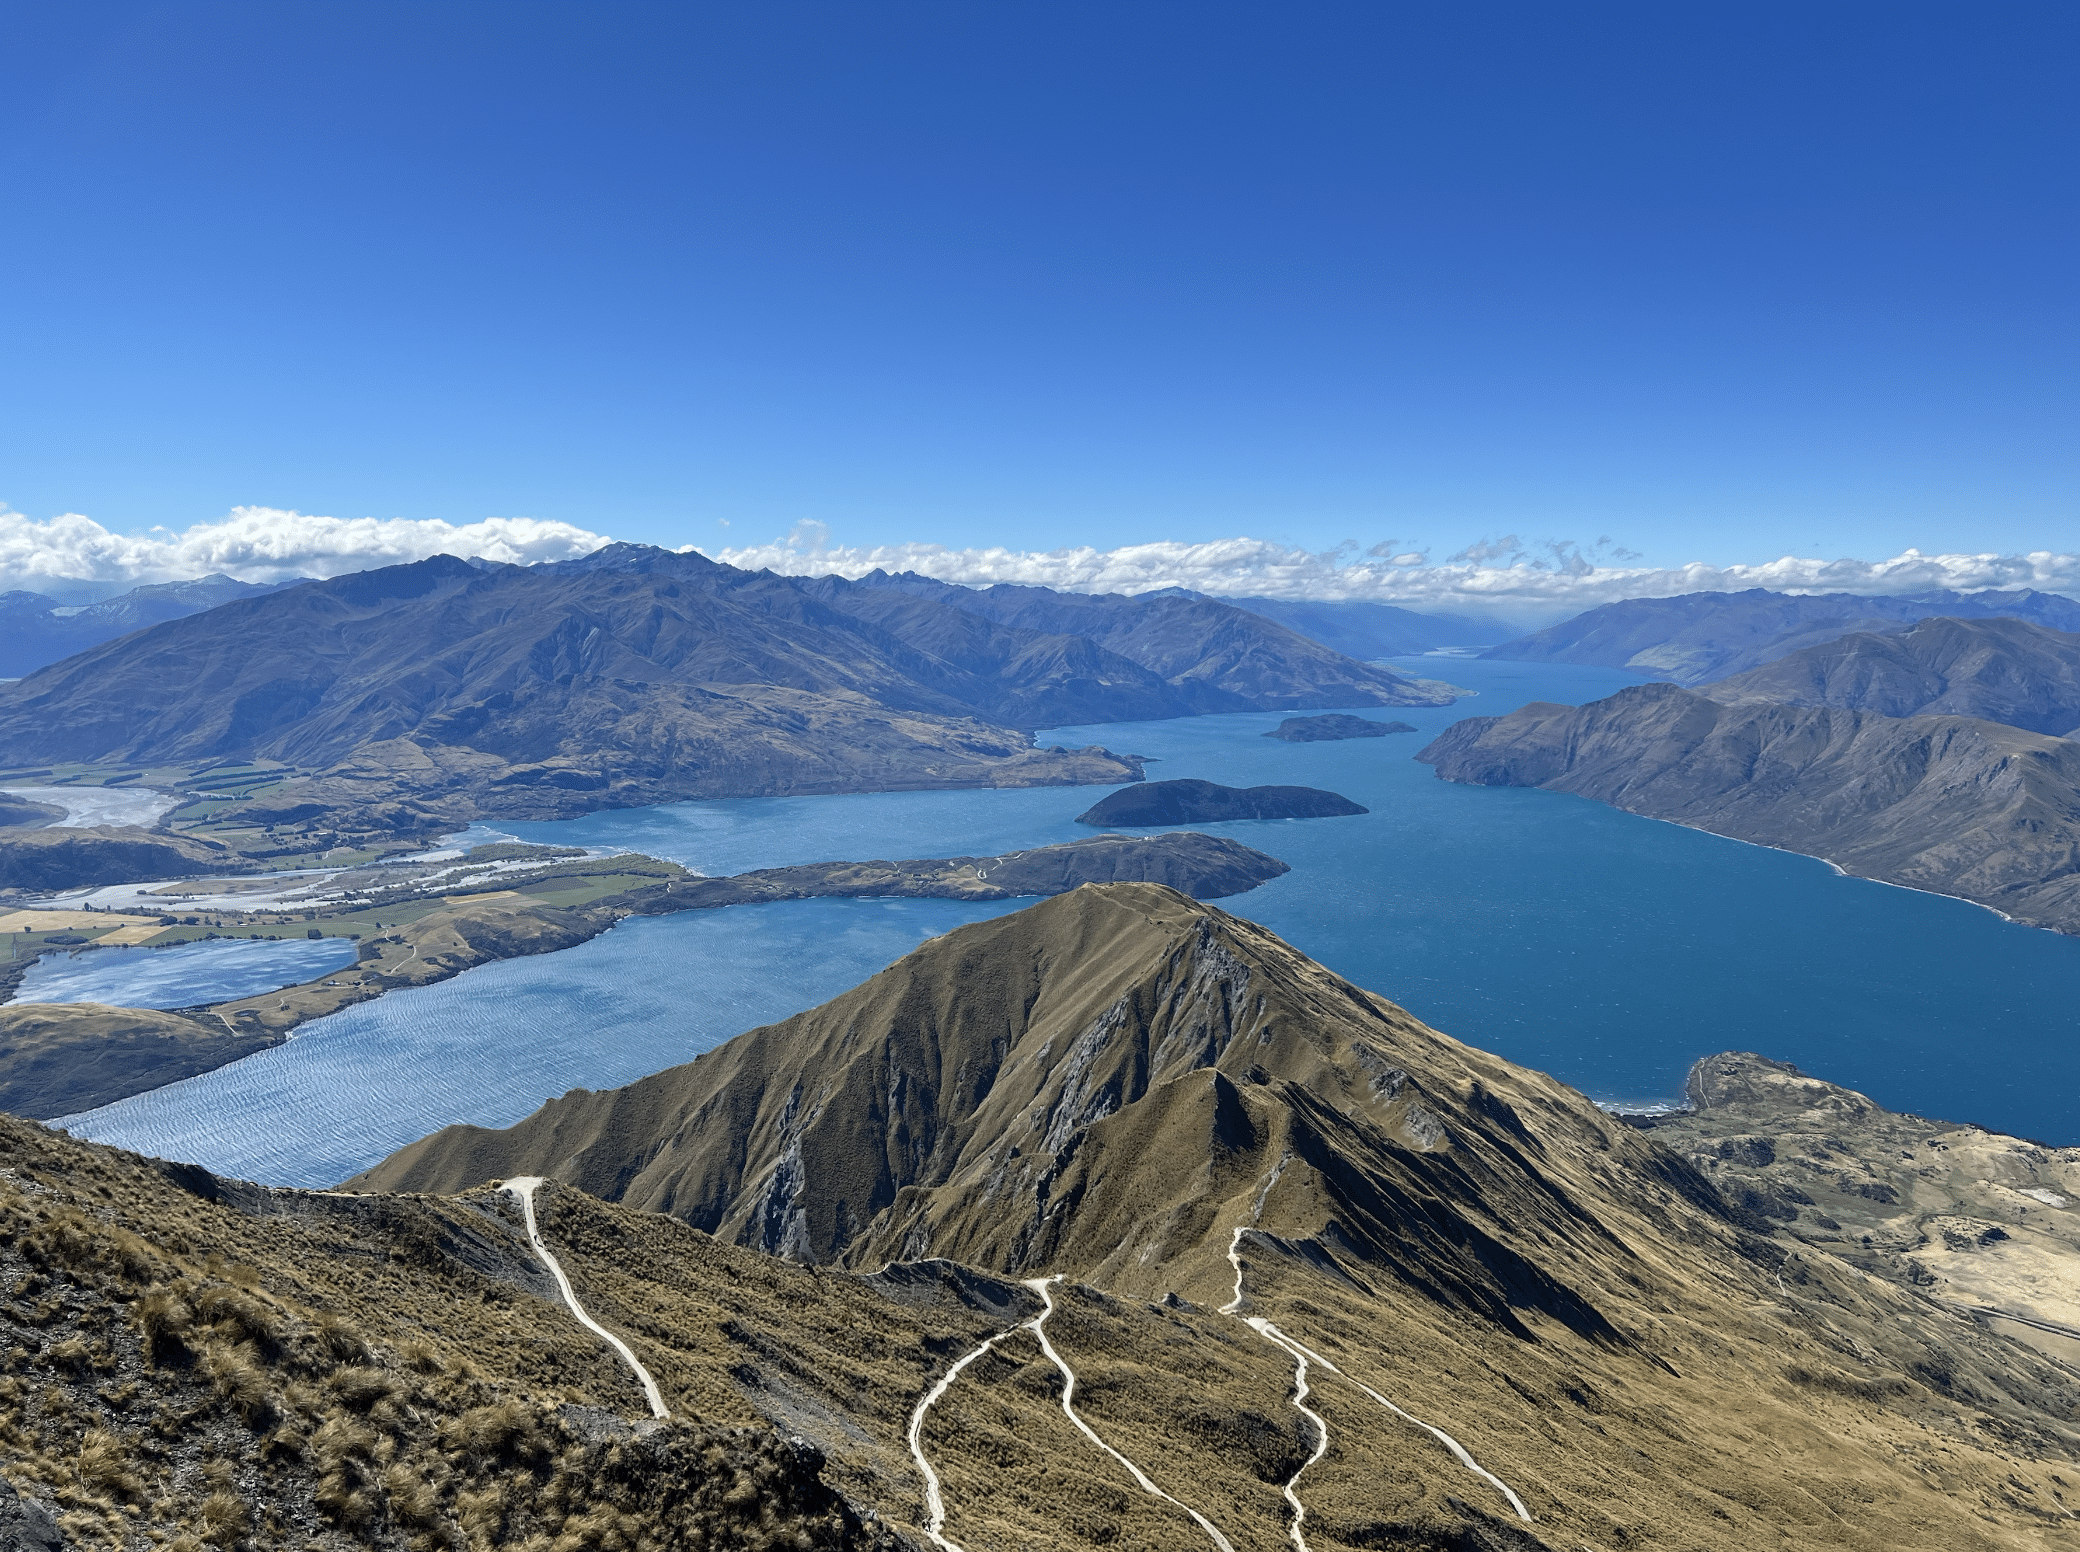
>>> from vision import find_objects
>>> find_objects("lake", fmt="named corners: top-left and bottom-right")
top-left (14, 935), bottom-right (361, 1010)
top-left (57, 656), bottom-right (2080, 1185)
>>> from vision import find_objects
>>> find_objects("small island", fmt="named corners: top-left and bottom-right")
top-left (1262, 714), bottom-right (1416, 742)
top-left (1075, 778), bottom-right (1367, 826)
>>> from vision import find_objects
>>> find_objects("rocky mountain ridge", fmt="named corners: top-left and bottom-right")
top-left (335, 883), bottom-right (2080, 1547)
top-left (1702, 614), bottom-right (2080, 735)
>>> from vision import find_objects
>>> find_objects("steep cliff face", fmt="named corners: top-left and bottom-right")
top-left (1702, 615), bottom-right (2080, 735)
top-left (349, 884), bottom-right (1733, 1343)
top-left (1418, 683), bottom-right (2080, 932)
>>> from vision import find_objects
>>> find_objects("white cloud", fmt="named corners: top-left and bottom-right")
top-left (706, 526), bottom-right (2080, 626)
top-left (0, 506), bottom-right (610, 597)
top-left (8, 506), bottom-right (2073, 628)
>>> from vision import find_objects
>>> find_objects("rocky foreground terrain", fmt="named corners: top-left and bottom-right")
top-left (1648, 1052), bottom-right (2080, 1367)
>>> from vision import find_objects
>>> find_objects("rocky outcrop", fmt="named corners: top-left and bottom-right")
top-left (1418, 683), bottom-right (2080, 933)
top-left (1646, 1052), bottom-right (2080, 1357)
top-left (1075, 777), bottom-right (1366, 826)
top-left (1261, 713), bottom-right (1414, 741)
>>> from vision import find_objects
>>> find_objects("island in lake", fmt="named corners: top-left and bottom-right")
top-left (1261, 712), bottom-right (1415, 741)
top-left (1076, 777), bottom-right (1367, 826)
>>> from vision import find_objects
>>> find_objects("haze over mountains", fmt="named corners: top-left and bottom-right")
top-left (0, 545), bottom-right (1457, 841)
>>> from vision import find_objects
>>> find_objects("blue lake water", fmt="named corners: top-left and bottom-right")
top-left (58, 655), bottom-right (2080, 1185)
top-left (15, 936), bottom-right (360, 1010)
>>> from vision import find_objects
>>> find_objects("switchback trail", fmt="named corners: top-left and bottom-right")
top-left (905, 1323), bottom-right (1022, 1552)
top-left (1224, 1226), bottom-right (1532, 1530)
top-left (1022, 1276), bottom-right (1236, 1552)
top-left (501, 1176), bottom-right (670, 1420)
top-left (907, 1278), bottom-right (1236, 1552)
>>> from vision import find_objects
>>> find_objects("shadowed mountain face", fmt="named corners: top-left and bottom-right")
top-left (1418, 683), bottom-right (2080, 933)
top-left (1482, 586), bottom-right (2080, 684)
top-left (1702, 615), bottom-right (2080, 736)
top-left (0, 547), bottom-right (1454, 831)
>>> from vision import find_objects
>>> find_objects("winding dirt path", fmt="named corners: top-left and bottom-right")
top-left (501, 1176), bottom-right (670, 1420)
top-left (905, 1324), bottom-right (1023, 1552)
top-left (1250, 1316), bottom-right (1333, 1551)
top-left (1223, 1225), bottom-right (1532, 1530)
top-left (907, 1279), bottom-right (1237, 1552)
top-left (1022, 1276), bottom-right (1236, 1552)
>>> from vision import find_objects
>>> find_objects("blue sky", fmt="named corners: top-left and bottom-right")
top-left (2, 1), bottom-right (2074, 580)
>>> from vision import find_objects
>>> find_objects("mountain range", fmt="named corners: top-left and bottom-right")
top-left (0, 575), bottom-right (298, 680)
top-left (1482, 586), bottom-right (2080, 683)
top-left (1201, 594), bottom-right (1507, 657)
top-left (1419, 678), bottom-right (2080, 933)
top-left (1421, 609), bottom-right (2080, 934)
top-left (0, 546), bottom-right (1457, 847)
top-left (1702, 614), bottom-right (2080, 735)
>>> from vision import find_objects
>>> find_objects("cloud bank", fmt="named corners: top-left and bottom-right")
top-left (0, 506), bottom-right (608, 599)
top-left (4, 507), bottom-right (2071, 627)
top-left (709, 526), bottom-right (2080, 626)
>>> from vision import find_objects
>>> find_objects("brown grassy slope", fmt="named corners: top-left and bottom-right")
top-left (1648, 1052), bottom-right (2080, 1359)
top-left (355, 885), bottom-right (2080, 1548)
top-left (0, 1116), bottom-right (928, 1552)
